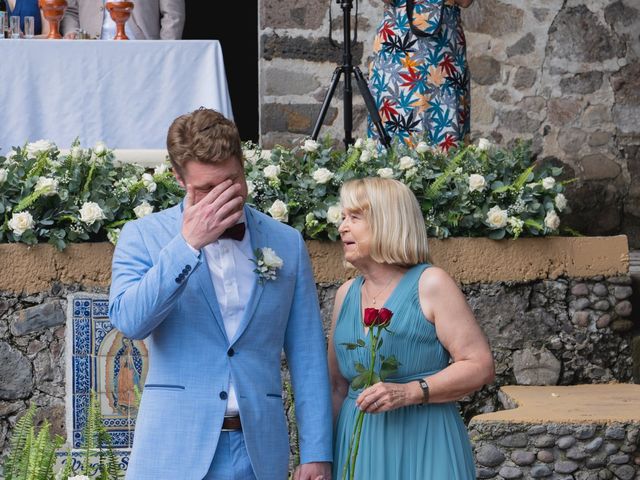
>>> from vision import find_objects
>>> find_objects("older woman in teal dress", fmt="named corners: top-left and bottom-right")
top-left (328, 177), bottom-right (494, 479)
top-left (369, 0), bottom-right (474, 150)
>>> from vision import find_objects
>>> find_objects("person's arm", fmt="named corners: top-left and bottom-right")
top-left (284, 233), bottom-right (333, 472)
top-left (413, 267), bottom-right (495, 403)
top-left (454, 0), bottom-right (474, 8)
top-left (158, 0), bottom-right (185, 39)
top-left (108, 219), bottom-right (202, 340)
top-left (60, 0), bottom-right (79, 37)
top-left (356, 267), bottom-right (494, 412)
top-left (328, 280), bottom-right (352, 421)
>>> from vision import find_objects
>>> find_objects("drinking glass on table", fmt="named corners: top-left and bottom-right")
top-left (0, 12), bottom-right (6, 39)
top-left (9, 15), bottom-right (20, 38)
top-left (23, 15), bottom-right (34, 38)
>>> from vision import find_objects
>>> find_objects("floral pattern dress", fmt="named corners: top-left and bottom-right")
top-left (368, 0), bottom-right (470, 152)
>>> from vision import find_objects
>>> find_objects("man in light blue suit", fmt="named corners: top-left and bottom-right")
top-left (109, 108), bottom-right (333, 480)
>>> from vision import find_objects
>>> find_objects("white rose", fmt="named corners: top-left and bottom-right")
top-left (486, 206), bottom-right (508, 229)
top-left (477, 138), bottom-right (492, 151)
top-left (263, 164), bottom-right (281, 180)
top-left (79, 202), bottom-right (106, 225)
top-left (377, 168), bottom-right (394, 179)
top-left (405, 167), bottom-right (418, 179)
top-left (468, 174), bottom-right (487, 192)
top-left (416, 141), bottom-right (429, 154)
top-left (354, 138), bottom-right (364, 149)
top-left (542, 177), bottom-right (556, 190)
top-left (555, 193), bottom-right (567, 212)
top-left (326, 205), bottom-right (342, 226)
top-left (142, 173), bottom-right (157, 193)
top-left (34, 177), bottom-right (59, 196)
top-left (302, 139), bottom-right (320, 153)
top-left (544, 210), bottom-right (561, 230)
top-left (360, 150), bottom-right (371, 163)
top-left (0, 168), bottom-right (7, 184)
top-left (133, 201), bottom-right (154, 219)
top-left (153, 163), bottom-right (168, 176)
top-left (261, 247), bottom-right (284, 269)
top-left (25, 139), bottom-right (54, 157)
top-left (243, 149), bottom-right (259, 165)
top-left (93, 141), bottom-right (107, 156)
top-left (260, 150), bottom-right (272, 160)
top-left (267, 199), bottom-right (288, 222)
top-left (399, 156), bottom-right (415, 170)
top-left (246, 180), bottom-right (255, 196)
top-left (70, 146), bottom-right (84, 160)
top-left (312, 168), bottom-right (334, 184)
top-left (8, 212), bottom-right (35, 236)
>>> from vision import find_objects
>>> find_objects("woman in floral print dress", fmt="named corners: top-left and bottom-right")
top-left (369, 0), bottom-right (474, 152)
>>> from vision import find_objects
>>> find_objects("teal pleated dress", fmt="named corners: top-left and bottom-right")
top-left (332, 264), bottom-right (475, 479)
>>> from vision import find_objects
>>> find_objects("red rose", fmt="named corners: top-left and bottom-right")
top-left (363, 308), bottom-right (379, 327)
top-left (377, 307), bottom-right (393, 326)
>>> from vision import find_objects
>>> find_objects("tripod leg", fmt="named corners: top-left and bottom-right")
top-left (311, 67), bottom-right (344, 141)
top-left (353, 66), bottom-right (391, 149)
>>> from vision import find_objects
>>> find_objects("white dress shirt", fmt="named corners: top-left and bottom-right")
top-left (195, 215), bottom-right (254, 415)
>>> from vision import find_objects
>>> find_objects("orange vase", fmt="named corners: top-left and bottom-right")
top-left (105, 1), bottom-right (134, 40)
top-left (39, 0), bottom-right (67, 39)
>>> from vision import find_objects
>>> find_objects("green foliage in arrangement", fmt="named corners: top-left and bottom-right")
top-left (0, 140), bottom-right (181, 250)
top-left (0, 136), bottom-right (573, 250)
top-left (0, 394), bottom-right (124, 480)
top-left (244, 137), bottom-right (572, 241)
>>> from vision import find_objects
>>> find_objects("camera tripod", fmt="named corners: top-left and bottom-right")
top-left (311, 0), bottom-right (391, 149)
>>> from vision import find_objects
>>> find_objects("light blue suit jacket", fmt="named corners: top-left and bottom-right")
top-left (109, 203), bottom-right (332, 480)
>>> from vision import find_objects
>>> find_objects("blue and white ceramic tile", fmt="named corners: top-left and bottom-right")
top-left (66, 293), bottom-right (148, 452)
top-left (55, 449), bottom-right (130, 476)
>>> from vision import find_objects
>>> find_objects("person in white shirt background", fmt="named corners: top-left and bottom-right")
top-left (61, 0), bottom-right (184, 39)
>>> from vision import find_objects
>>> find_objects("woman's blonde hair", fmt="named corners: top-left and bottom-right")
top-left (340, 177), bottom-right (429, 266)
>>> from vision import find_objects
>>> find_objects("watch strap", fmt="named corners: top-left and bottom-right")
top-left (418, 379), bottom-right (430, 404)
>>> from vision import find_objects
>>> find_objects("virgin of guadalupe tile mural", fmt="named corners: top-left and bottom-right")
top-left (101, 331), bottom-right (147, 416)
top-left (66, 293), bottom-right (148, 450)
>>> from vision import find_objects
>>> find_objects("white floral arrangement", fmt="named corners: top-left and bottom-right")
top-left (243, 136), bottom-right (572, 241)
top-left (0, 136), bottom-right (572, 249)
top-left (0, 139), bottom-right (182, 249)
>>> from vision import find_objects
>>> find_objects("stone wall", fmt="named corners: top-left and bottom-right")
top-left (0, 275), bottom-right (635, 458)
top-left (470, 421), bottom-right (640, 478)
top-left (0, 238), bottom-right (635, 467)
top-left (0, 285), bottom-right (107, 456)
top-left (259, 0), bottom-right (640, 246)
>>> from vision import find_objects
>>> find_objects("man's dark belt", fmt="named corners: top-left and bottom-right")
top-left (221, 415), bottom-right (242, 431)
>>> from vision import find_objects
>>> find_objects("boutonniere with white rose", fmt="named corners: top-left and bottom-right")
top-left (251, 247), bottom-right (284, 284)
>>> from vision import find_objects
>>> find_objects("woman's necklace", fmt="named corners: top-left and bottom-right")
top-left (363, 275), bottom-right (395, 306)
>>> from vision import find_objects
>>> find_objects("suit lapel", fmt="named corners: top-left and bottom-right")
top-left (230, 207), bottom-right (267, 345)
top-left (176, 201), bottom-right (230, 343)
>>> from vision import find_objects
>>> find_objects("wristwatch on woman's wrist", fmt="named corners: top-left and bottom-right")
top-left (417, 379), bottom-right (430, 404)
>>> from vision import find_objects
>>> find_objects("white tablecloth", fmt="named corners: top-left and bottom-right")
top-left (0, 39), bottom-right (233, 152)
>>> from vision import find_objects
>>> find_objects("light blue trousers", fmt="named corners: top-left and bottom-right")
top-left (203, 431), bottom-right (257, 480)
